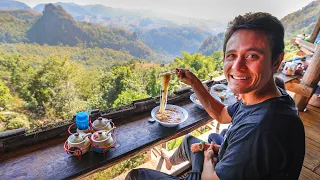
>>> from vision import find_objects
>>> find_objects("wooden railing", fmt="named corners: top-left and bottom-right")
top-left (0, 80), bottom-right (227, 179)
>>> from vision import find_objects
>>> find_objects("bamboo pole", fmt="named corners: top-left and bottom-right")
top-left (294, 46), bottom-right (320, 111)
top-left (310, 16), bottom-right (320, 43)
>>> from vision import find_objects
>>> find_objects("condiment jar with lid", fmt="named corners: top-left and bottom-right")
top-left (92, 117), bottom-right (112, 132)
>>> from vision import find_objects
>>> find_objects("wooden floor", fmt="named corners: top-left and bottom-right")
top-left (299, 105), bottom-right (320, 180)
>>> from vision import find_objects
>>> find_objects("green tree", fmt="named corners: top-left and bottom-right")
top-left (113, 90), bottom-right (149, 107)
top-left (0, 80), bottom-right (13, 109)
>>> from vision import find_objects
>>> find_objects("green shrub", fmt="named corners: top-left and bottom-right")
top-left (91, 154), bottom-right (146, 180)
top-left (6, 113), bottom-right (30, 130)
top-left (0, 80), bottom-right (13, 109)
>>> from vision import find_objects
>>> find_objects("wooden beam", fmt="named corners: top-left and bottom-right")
top-left (294, 46), bottom-right (320, 111)
top-left (296, 38), bottom-right (317, 52)
top-left (310, 16), bottom-right (320, 43)
top-left (285, 82), bottom-right (313, 98)
top-left (300, 47), bottom-right (314, 56)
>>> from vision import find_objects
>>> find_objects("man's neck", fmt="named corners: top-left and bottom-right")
top-left (241, 79), bottom-right (281, 105)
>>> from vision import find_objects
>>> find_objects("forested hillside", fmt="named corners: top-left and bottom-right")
top-left (0, 4), bottom-right (154, 59)
top-left (0, 49), bottom-right (223, 132)
top-left (27, 4), bottom-right (153, 59)
top-left (198, 32), bottom-right (224, 56)
top-left (32, 2), bottom-right (221, 56)
top-left (0, 10), bottom-right (39, 43)
top-left (136, 27), bottom-right (212, 55)
top-left (281, 0), bottom-right (320, 40)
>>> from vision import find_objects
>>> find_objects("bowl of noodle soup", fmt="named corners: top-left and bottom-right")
top-left (151, 104), bottom-right (188, 127)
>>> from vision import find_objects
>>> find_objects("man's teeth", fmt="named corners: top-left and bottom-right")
top-left (233, 76), bottom-right (249, 80)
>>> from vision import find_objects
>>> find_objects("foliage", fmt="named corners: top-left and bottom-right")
top-left (171, 52), bottom-right (223, 80)
top-left (90, 154), bottom-right (147, 180)
top-left (0, 111), bottom-right (30, 131)
top-left (0, 43), bottom-right (134, 65)
top-left (113, 90), bottom-right (149, 107)
top-left (0, 80), bottom-right (12, 109)
top-left (0, 10), bottom-right (39, 43)
top-left (284, 40), bottom-right (299, 61)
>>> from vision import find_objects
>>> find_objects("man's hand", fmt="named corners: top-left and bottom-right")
top-left (176, 68), bottom-right (200, 86)
top-left (176, 68), bottom-right (232, 124)
top-left (202, 142), bottom-right (220, 180)
top-left (190, 142), bottom-right (220, 154)
top-left (204, 142), bottom-right (215, 162)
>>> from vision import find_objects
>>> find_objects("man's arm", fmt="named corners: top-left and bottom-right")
top-left (191, 78), bottom-right (231, 124)
top-left (202, 159), bottom-right (220, 180)
top-left (202, 143), bottom-right (220, 180)
top-left (176, 68), bottom-right (232, 124)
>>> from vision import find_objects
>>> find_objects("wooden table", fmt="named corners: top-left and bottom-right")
top-left (274, 72), bottom-right (301, 83)
top-left (0, 100), bottom-right (212, 179)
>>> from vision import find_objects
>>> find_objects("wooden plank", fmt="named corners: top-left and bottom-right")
top-left (304, 127), bottom-right (320, 144)
top-left (296, 39), bottom-right (317, 52)
top-left (303, 138), bottom-right (320, 171)
top-left (285, 82), bottom-right (313, 97)
top-left (307, 105), bottom-right (320, 114)
top-left (300, 47), bottom-right (314, 56)
top-left (0, 101), bottom-right (213, 180)
top-left (299, 166), bottom-right (320, 180)
top-left (300, 110), bottom-right (320, 128)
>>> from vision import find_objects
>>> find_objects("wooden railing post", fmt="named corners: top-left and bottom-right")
top-left (294, 46), bottom-right (320, 111)
top-left (310, 16), bottom-right (320, 43)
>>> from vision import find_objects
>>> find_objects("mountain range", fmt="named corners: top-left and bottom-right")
top-left (0, 0), bottom-right (30, 10)
top-left (0, 0), bottom-right (319, 59)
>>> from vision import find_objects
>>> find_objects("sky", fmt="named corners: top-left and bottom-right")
top-left (19, 0), bottom-right (315, 19)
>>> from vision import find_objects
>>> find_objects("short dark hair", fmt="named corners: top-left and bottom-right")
top-left (223, 12), bottom-right (284, 65)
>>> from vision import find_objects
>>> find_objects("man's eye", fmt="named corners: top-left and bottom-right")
top-left (246, 54), bottom-right (259, 59)
top-left (226, 54), bottom-right (236, 60)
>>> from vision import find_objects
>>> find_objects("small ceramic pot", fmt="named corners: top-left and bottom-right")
top-left (67, 132), bottom-right (91, 155)
top-left (91, 128), bottom-right (115, 153)
top-left (92, 117), bottom-right (113, 132)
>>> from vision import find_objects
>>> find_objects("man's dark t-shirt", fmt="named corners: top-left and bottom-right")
top-left (215, 88), bottom-right (305, 180)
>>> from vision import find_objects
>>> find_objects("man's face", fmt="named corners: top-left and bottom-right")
top-left (224, 29), bottom-right (273, 95)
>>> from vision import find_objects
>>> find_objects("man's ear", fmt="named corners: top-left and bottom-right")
top-left (273, 52), bottom-right (284, 73)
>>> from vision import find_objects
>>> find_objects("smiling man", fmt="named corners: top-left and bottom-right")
top-left (126, 12), bottom-right (305, 180)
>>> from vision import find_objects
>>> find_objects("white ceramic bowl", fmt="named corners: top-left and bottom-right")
top-left (151, 104), bottom-right (188, 127)
top-left (190, 93), bottom-right (222, 109)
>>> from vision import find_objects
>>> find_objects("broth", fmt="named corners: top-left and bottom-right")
top-left (156, 108), bottom-right (183, 123)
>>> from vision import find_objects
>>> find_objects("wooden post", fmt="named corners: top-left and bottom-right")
top-left (294, 46), bottom-right (320, 111)
top-left (309, 16), bottom-right (320, 43)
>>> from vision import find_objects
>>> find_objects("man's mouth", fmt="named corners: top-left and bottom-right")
top-left (231, 75), bottom-right (250, 80)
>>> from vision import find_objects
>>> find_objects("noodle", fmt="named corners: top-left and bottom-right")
top-left (159, 73), bottom-right (171, 113)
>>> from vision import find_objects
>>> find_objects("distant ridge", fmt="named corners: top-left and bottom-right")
top-left (0, 0), bottom-right (31, 10)
top-left (25, 4), bottom-right (153, 58)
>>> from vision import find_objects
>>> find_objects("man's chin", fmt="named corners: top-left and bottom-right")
top-left (229, 86), bottom-right (251, 95)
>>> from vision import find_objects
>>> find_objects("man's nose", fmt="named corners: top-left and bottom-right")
top-left (232, 56), bottom-right (247, 71)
